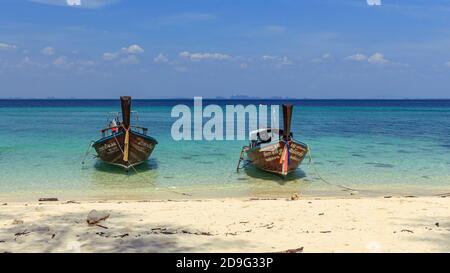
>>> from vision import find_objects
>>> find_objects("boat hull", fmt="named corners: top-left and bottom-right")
top-left (246, 139), bottom-right (308, 176)
top-left (93, 130), bottom-right (157, 169)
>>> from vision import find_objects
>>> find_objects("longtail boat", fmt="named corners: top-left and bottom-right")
top-left (237, 104), bottom-right (308, 177)
top-left (92, 96), bottom-right (158, 170)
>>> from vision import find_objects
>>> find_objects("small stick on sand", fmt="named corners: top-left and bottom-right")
top-left (278, 247), bottom-right (304, 253)
top-left (39, 198), bottom-right (58, 202)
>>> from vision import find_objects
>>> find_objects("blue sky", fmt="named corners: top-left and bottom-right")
top-left (1, 0), bottom-right (450, 98)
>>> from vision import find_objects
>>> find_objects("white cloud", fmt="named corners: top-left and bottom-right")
top-left (102, 44), bottom-right (144, 62)
top-left (66, 0), bottom-right (81, 6)
top-left (179, 51), bottom-right (231, 61)
top-left (345, 53), bottom-right (389, 64)
top-left (67, 59), bottom-right (96, 71)
top-left (240, 63), bottom-right (248, 69)
top-left (345, 53), bottom-right (368, 61)
top-left (445, 61), bottom-right (450, 68)
top-left (121, 55), bottom-right (140, 65)
top-left (261, 55), bottom-right (277, 61)
top-left (367, 0), bottom-right (381, 6)
top-left (29, 0), bottom-right (120, 9)
top-left (154, 53), bottom-right (168, 64)
top-left (53, 56), bottom-right (67, 66)
top-left (102, 52), bottom-right (118, 61)
top-left (262, 55), bottom-right (293, 66)
top-left (41, 46), bottom-right (55, 56)
top-left (368, 53), bottom-right (388, 64)
top-left (0, 42), bottom-right (17, 50)
top-left (279, 56), bottom-right (293, 65)
top-left (310, 53), bottom-right (332, 63)
top-left (121, 44), bottom-right (144, 54)
top-left (14, 56), bottom-right (49, 69)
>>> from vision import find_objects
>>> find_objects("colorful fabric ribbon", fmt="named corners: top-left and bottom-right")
top-left (279, 140), bottom-right (290, 175)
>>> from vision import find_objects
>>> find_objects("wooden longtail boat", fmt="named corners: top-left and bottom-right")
top-left (237, 104), bottom-right (308, 177)
top-left (92, 96), bottom-right (158, 170)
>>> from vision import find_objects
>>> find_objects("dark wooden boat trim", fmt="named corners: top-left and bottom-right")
top-left (93, 130), bottom-right (157, 146)
top-left (94, 131), bottom-right (124, 145)
top-left (246, 139), bottom-right (308, 154)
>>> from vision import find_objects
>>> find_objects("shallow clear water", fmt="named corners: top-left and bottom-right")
top-left (1, 99), bottom-right (450, 201)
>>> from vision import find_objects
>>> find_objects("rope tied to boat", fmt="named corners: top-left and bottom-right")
top-left (81, 141), bottom-right (95, 166)
top-left (236, 146), bottom-right (249, 172)
top-left (306, 145), bottom-right (359, 193)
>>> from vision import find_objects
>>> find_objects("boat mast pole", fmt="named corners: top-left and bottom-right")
top-left (280, 104), bottom-right (293, 176)
top-left (120, 96), bottom-right (132, 163)
top-left (120, 96), bottom-right (132, 130)
top-left (282, 104), bottom-right (293, 140)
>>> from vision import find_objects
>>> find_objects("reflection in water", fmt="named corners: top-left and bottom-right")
top-left (94, 158), bottom-right (159, 174)
top-left (243, 165), bottom-right (306, 182)
top-left (240, 165), bottom-right (311, 196)
top-left (364, 162), bottom-right (395, 168)
top-left (89, 159), bottom-right (160, 198)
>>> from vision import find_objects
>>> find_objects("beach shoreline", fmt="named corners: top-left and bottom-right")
top-left (1, 196), bottom-right (449, 253)
top-left (2, 180), bottom-right (450, 203)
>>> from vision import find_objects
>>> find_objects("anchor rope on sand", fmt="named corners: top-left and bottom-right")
top-left (306, 145), bottom-right (360, 193)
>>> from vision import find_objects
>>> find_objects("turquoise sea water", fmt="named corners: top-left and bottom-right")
top-left (1, 99), bottom-right (450, 201)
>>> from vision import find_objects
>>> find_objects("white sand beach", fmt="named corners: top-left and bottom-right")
top-left (1, 196), bottom-right (449, 253)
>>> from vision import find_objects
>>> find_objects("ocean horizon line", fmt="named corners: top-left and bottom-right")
top-left (2, 98), bottom-right (450, 101)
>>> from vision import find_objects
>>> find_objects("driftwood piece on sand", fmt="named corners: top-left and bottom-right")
top-left (14, 230), bottom-right (30, 237)
top-left (401, 229), bottom-right (414, 233)
top-left (278, 247), bottom-right (304, 253)
top-left (38, 198), bottom-right (58, 202)
top-left (12, 219), bottom-right (24, 225)
top-left (87, 210), bottom-right (110, 225)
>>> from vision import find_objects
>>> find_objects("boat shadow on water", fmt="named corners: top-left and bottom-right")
top-left (94, 159), bottom-right (159, 175)
top-left (243, 165), bottom-right (308, 185)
